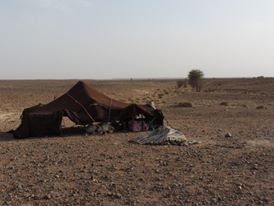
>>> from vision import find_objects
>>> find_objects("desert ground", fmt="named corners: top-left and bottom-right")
top-left (0, 78), bottom-right (273, 205)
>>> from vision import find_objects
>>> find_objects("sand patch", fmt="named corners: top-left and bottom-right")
top-left (0, 111), bottom-right (19, 122)
top-left (0, 112), bottom-right (15, 120)
top-left (0, 112), bottom-right (18, 122)
top-left (247, 139), bottom-right (274, 147)
top-left (133, 89), bottom-right (150, 95)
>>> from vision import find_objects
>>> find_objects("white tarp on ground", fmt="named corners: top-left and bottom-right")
top-left (129, 126), bottom-right (199, 146)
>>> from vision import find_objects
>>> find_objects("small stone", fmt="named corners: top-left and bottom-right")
top-left (155, 177), bottom-right (162, 181)
top-left (211, 198), bottom-right (218, 203)
top-left (44, 194), bottom-right (51, 199)
top-left (220, 102), bottom-right (229, 106)
top-left (256, 105), bottom-right (266, 110)
top-left (225, 133), bottom-right (232, 138)
top-left (17, 184), bottom-right (23, 190)
top-left (32, 195), bottom-right (39, 200)
top-left (114, 193), bottom-right (122, 199)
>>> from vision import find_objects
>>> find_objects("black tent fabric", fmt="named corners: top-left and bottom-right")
top-left (11, 81), bottom-right (164, 138)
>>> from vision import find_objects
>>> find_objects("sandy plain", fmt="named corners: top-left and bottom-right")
top-left (0, 78), bottom-right (273, 205)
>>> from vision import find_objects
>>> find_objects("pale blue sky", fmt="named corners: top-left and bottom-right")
top-left (0, 0), bottom-right (274, 79)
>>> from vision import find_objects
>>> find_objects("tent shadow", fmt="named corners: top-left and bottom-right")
top-left (0, 127), bottom-right (86, 141)
top-left (60, 126), bottom-right (87, 137)
top-left (0, 132), bottom-right (16, 141)
top-left (0, 127), bottom-right (134, 142)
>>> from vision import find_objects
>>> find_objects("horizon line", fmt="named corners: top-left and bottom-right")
top-left (0, 76), bottom-right (273, 81)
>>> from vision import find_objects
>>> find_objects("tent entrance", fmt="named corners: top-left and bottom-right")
top-left (60, 116), bottom-right (86, 136)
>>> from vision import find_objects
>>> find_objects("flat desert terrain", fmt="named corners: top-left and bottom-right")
top-left (0, 78), bottom-right (274, 205)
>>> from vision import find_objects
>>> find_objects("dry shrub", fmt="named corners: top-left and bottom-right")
top-left (256, 105), bottom-right (267, 110)
top-left (220, 102), bottom-right (229, 106)
top-left (177, 80), bottom-right (188, 88)
top-left (175, 102), bottom-right (193, 108)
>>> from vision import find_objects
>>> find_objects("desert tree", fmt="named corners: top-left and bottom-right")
top-left (188, 69), bottom-right (204, 92)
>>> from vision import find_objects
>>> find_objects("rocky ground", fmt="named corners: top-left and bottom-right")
top-left (0, 79), bottom-right (274, 205)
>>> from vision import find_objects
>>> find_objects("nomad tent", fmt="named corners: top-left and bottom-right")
top-left (10, 81), bottom-right (164, 138)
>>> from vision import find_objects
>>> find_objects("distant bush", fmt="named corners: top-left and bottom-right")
top-left (188, 69), bottom-right (204, 92)
top-left (176, 79), bottom-right (188, 89)
top-left (163, 89), bottom-right (169, 95)
top-left (175, 102), bottom-right (193, 108)
top-left (158, 94), bottom-right (163, 99)
top-left (256, 105), bottom-right (267, 110)
top-left (220, 102), bottom-right (229, 106)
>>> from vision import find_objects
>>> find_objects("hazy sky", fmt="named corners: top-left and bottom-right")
top-left (1, 0), bottom-right (274, 79)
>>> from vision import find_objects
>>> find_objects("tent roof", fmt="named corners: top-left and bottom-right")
top-left (66, 81), bottom-right (129, 108)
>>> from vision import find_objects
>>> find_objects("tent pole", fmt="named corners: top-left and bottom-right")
top-left (66, 93), bottom-right (95, 123)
